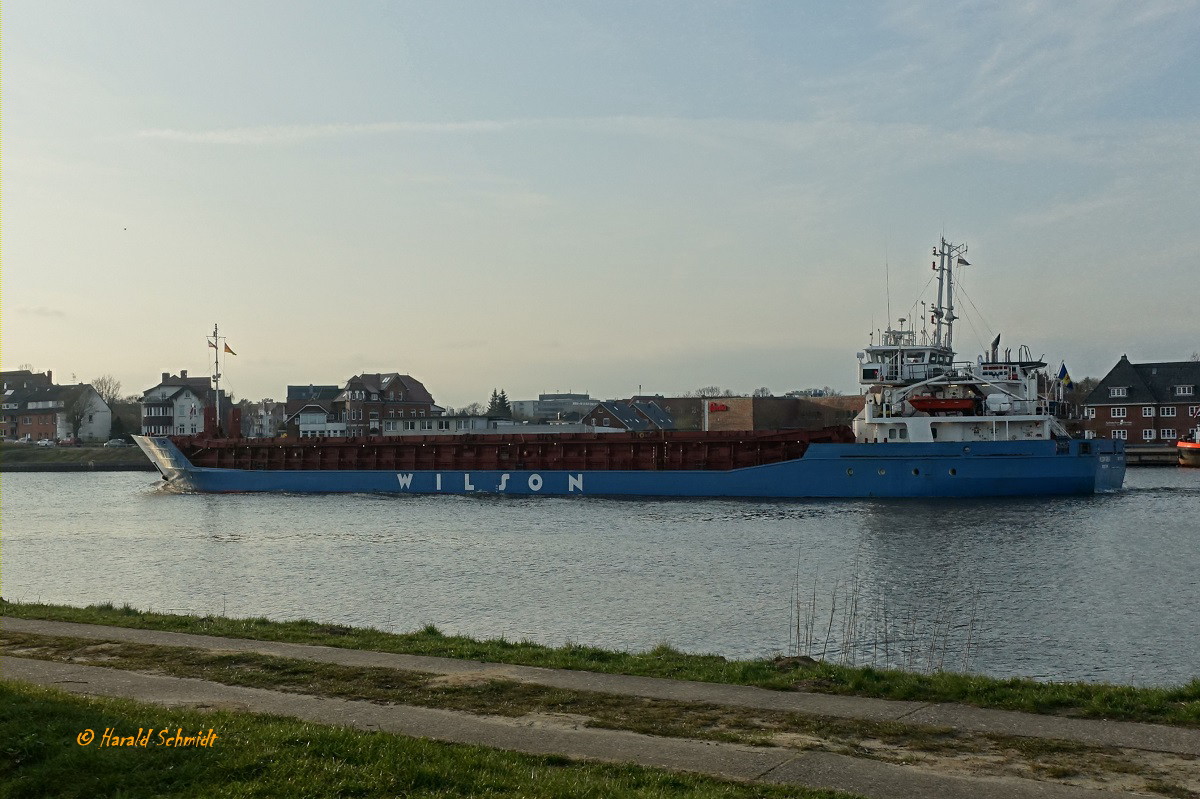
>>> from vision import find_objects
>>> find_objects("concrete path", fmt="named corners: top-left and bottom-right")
top-left (4, 656), bottom-right (1134, 799)
top-left (5, 616), bottom-right (1197, 757)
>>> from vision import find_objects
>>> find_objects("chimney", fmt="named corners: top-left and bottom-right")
top-left (181, 370), bottom-right (188, 379)
top-left (47, 371), bottom-right (53, 384)
top-left (162, 372), bottom-right (170, 383)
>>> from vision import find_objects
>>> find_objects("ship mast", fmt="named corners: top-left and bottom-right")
top-left (931, 237), bottom-right (968, 354)
top-left (208, 324), bottom-right (223, 434)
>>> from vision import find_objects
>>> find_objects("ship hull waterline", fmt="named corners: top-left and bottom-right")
top-left (134, 436), bottom-right (1125, 498)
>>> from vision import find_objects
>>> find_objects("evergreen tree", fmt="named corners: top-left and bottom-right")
top-left (486, 389), bottom-right (512, 419)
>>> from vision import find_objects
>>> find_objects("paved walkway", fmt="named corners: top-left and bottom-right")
top-left (4, 656), bottom-right (1134, 799)
top-left (6, 617), bottom-right (1197, 757)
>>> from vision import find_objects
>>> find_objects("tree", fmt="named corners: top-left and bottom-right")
top-left (91, 374), bottom-right (123, 407)
top-left (486, 389), bottom-right (512, 419)
top-left (752, 387), bottom-right (772, 397)
top-left (64, 388), bottom-right (92, 441)
top-left (687, 386), bottom-right (724, 398)
top-left (459, 402), bottom-right (485, 417)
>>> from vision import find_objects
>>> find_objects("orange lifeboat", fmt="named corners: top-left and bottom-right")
top-left (908, 395), bottom-right (975, 413)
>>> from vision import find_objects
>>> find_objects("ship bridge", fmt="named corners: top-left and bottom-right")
top-left (858, 328), bottom-right (958, 386)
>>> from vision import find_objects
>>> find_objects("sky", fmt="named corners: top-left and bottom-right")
top-left (4, 1), bottom-right (1199, 408)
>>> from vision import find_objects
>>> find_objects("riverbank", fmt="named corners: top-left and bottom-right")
top-left (0, 443), bottom-right (154, 472)
top-left (5, 681), bottom-right (849, 799)
top-left (5, 613), bottom-right (1199, 797)
top-left (6, 601), bottom-right (1197, 728)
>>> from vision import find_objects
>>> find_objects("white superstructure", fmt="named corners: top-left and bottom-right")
top-left (853, 238), bottom-right (1070, 444)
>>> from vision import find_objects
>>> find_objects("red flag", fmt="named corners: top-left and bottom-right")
top-left (208, 341), bottom-right (218, 349)
top-left (224, 344), bottom-right (237, 356)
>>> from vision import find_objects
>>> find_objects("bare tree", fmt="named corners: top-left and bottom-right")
top-left (459, 401), bottom-right (485, 416)
top-left (64, 389), bottom-right (92, 441)
top-left (689, 386), bottom-right (724, 398)
top-left (752, 387), bottom-right (773, 397)
top-left (91, 374), bottom-right (123, 406)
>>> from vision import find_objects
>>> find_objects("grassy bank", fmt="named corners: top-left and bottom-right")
top-left (1, 681), bottom-right (854, 799)
top-left (6, 601), bottom-right (1199, 727)
top-left (0, 443), bottom-right (149, 467)
top-left (10, 629), bottom-right (1194, 794)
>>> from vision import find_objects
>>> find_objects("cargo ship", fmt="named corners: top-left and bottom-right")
top-left (133, 238), bottom-right (1125, 497)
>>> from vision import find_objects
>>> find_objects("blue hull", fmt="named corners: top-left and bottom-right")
top-left (134, 436), bottom-right (1125, 498)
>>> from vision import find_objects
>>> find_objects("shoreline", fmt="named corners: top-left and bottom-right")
top-left (0, 462), bottom-right (157, 472)
top-left (5, 600), bottom-right (1197, 728)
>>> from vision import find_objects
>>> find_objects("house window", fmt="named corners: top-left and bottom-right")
top-left (1142, 407), bottom-right (1155, 417)
top-left (437, 420), bottom-right (450, 430)
top-left (404, 421), bottom-right (416, 430)
top-left (1112, 429), bottom-right (1127, 440)
top-left (1110, 407), bottom-right (1126, 418)
top-left (1109, 387), bottom-right (1127, 398)
top-left (1161, 429), bottom-right (1177, 440)
top-left (1161, 407), bottom-right (1177, 417)
top-left (421, 420), bottom-right (433, 430)
top-left (602, 417), bottom-right (610, 426)
top-left (1190, 405), bottom-right (1200, 417)
top-left (1142, 429), bottom-right (1156, 440)
top-left (1084, 430), bottom-right (1096, 440)
top-left (1176, 385), bottom-right (1195, 396)
top-left (1084, 407), bottom-right (1095, 419)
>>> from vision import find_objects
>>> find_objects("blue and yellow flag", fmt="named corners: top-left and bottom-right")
top-left (1057, 362), bottom-right (1073, 390)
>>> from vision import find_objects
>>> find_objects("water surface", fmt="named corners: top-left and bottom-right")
top-left (3, 468), bottom-right (1197, 685)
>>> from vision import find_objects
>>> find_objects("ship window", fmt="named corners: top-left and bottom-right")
top-left (948, 468), bottom-right (957, 476)
top-left (877, 468), bottom-right (886, 475)
top-left (846, 468), bottom-right (854, 476)
top-left (898, 428), bottom-right (907, 439)
top-left (912, 468), bottom-right (919, 476)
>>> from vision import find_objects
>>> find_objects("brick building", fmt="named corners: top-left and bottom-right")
top-left (334, 373), bottom-right (439, 437)
top-left (1082, 355), bottom-right (1200, 444)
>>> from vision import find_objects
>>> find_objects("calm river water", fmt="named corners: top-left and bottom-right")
top-left (3, 468), bottom-right (1198, 685)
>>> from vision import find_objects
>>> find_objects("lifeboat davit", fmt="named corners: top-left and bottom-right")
top-left (908, 395), bottom-right (975, 413)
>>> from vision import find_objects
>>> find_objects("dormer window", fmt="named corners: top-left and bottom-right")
top-left (1176, 385), bottom-right (1195, 396)
top-left (1109, 387), bottom-right (1127, 398)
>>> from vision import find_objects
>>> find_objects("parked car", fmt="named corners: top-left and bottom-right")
top-left (36, 439), bottom-right (56, 447)
top-left (103, 439), bottom-right (131, 448)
